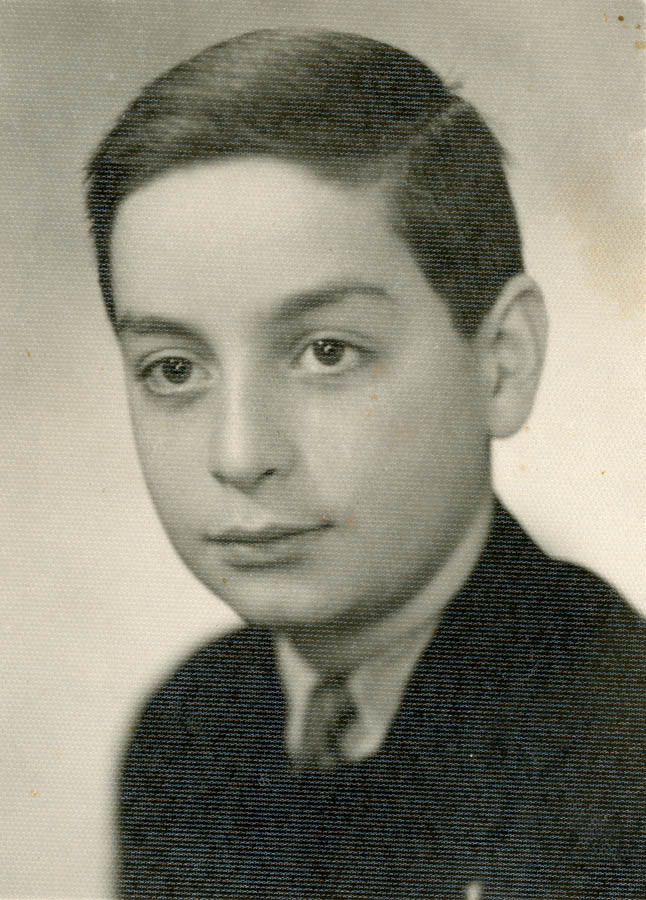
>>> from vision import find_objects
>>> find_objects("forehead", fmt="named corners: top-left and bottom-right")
top-left (112, 158), bottom-right (404, 292)
top-left (112, 157), bottom-right (444, 340)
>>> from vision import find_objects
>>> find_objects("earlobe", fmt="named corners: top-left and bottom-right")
top-left (476, 274), bottom-right (548, 439)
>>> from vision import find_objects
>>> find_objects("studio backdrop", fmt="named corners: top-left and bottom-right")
top-left (1, 1), bottom-right (644, 896)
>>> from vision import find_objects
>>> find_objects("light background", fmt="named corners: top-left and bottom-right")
top-left (1, 1), bottom-right (645, 896)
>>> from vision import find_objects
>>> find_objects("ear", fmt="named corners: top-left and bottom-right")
top-left (474, 273), bottom-right (548, 439)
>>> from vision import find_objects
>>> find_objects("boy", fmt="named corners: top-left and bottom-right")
top-left (86, 29), bottom-right (646, 899)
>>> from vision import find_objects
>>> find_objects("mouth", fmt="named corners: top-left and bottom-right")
top-left (210, 523), bottom-right (332, 544)
top-left (204, 522), bottom-right (332, 568)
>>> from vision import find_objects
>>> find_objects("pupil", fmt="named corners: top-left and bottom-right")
top-left (313, 339), bottom-right (345, 366)
top-left (161, 358), bottom-right (192, 383)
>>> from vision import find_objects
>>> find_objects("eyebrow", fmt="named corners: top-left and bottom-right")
top-left (269, 281), bottom-right (396, 322)
top-left (115, 281), bottom-right (395, 339)
top-left (115, 315), bottom-right (214, 353)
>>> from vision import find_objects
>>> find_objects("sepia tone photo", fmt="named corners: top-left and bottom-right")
top-left (2, 2), bottom-right (645, 898)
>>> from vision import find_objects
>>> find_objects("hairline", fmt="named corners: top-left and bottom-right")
top-left (87, 29), bottom-right (524, 338)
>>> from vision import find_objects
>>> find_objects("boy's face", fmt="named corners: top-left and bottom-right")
top-left (112, 157), bottom-right (491, 628)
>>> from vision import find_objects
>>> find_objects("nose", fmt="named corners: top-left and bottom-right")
top-left (208, 372), bottom-right (295, 493)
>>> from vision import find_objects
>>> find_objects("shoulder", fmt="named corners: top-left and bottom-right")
top-left (487, 506), bottom-right (646, 744)
top-left (523, 556), bottom-right (646, 706)
top-left (471, 504), bottom-right (646, 721)
top-left (116, 628), bottom-right (284, 889)
top-left (486, 501), bottom-right (643, 629)
top-left (123, 626), bottom-right (276, 753)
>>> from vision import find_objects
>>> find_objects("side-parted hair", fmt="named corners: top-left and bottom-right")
top-left (86, 29), bottom-right (524, 336)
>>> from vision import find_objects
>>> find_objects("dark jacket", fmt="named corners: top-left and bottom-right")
top-left (119, 504), bottom-right (646, 899)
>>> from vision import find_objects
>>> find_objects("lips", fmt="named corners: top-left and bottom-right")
top-left (204, 522), bottom-right (332, 568)
top-left (209, 523), bottom-right (331, 544)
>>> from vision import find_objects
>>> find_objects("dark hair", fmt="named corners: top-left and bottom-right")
top-left (86, 29), bottom-right (524, 336)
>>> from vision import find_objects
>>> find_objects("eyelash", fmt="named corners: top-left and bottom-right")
top-left (135, 337), bottom-right (373, 396)
top-left (293, 337), bottom-right (370, 376)
top-left (136, 355), bottom-right (211, 396)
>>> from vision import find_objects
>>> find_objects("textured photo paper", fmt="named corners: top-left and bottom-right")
top-left (2, 2), bottom-right (645, 898)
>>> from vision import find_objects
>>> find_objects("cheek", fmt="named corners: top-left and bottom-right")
top-left (127, 402), bottom-right (207, 521)
top-left (300, 361), bottom-right (486, 511)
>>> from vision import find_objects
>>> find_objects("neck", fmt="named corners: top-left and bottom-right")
top-left (282, 490), bottom-right (494, 675)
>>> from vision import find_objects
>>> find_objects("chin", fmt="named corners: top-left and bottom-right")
top-left (213, 582), bottom-right (348, 630)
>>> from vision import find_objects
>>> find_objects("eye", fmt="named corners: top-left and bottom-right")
top-left (138, 355), bottom-right (212, 396)
top-left (297, 339), bottom-right (363, 374)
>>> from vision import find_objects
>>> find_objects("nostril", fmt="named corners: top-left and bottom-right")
top-left (209, 462), bottom-right (281, 490)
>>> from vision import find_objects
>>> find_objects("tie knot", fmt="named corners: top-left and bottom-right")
top-left (297, 674), bottom-right (356, 771)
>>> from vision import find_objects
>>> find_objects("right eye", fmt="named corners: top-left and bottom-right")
top-left (137, 355), bottom-right (212, 396)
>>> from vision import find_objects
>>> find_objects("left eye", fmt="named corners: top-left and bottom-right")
top-left (297, 339), bottom-right (362, 374)
top-left (139, 356), bottom-right (211, 395)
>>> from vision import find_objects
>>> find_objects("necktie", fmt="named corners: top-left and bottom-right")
top-left (296, 674), bottom-right (357, 771)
